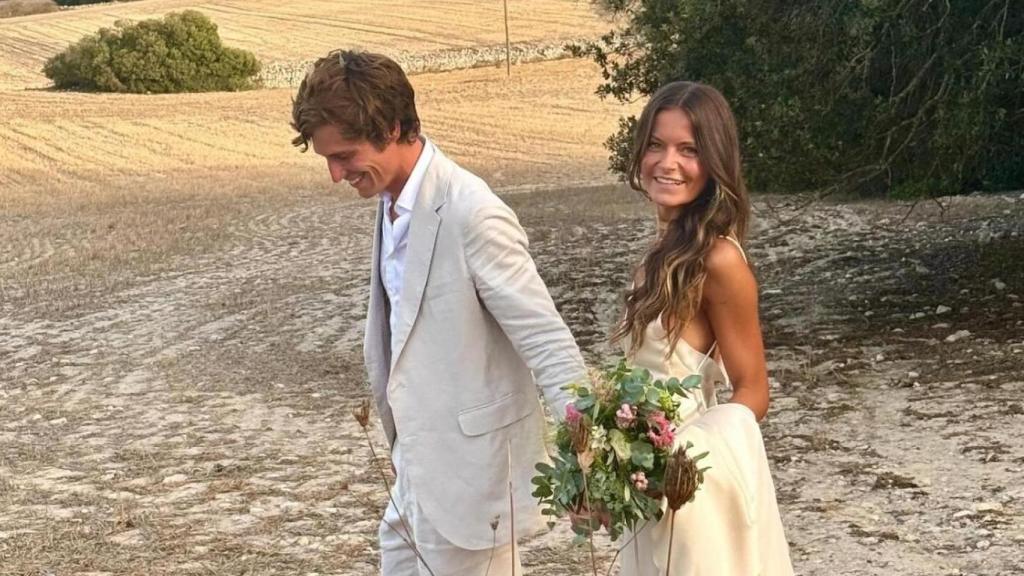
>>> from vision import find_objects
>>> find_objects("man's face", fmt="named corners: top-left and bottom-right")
top-left (310, 125), bottom-right (401, 199)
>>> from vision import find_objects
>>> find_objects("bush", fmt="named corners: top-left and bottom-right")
top-left (53, 0), bottom-right (133, 5)
top-left (0, 0), bottom-right (59, 18)
top-left (43, 10), bottom-right (260, 93)
top-left (575, 0), bottom-right (1024, 197)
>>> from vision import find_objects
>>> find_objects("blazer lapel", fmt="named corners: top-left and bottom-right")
top-left (364, 204), bottom-right (390, 367)
top-left (389, 150), bottom-right (450, 372)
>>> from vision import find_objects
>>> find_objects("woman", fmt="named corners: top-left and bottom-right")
top-left (612, 81), bottom-right (794, 575)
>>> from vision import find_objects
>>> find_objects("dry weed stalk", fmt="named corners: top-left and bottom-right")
top-left (485, 515), bottom-right (500, 576)
top-left (507, 439), bottom-right (517, 576)
top-left (503, 0), bottom-right (512, 76)
top-left (353, 399), bottom-right (436, 576)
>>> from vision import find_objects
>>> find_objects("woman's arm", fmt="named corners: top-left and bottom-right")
top-left (702, 238), bottom-right (770, 420)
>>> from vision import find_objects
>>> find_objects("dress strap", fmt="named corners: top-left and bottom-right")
top-left (720, 235), bottom-right (748, 263)
top-left (695, 341), bottom-right (717, 371)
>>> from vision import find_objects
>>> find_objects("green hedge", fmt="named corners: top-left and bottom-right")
top-left (54, 1), bottom-right (136, 6)
top-left (575, 0), bottom-right (1024, 197)
top-left (44, 10), bottom-right (260, 93)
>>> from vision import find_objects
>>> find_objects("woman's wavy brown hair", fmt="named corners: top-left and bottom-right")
top-left (612, 81), bottom-right (750, 356)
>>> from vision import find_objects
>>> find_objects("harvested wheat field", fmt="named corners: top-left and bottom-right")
top-left (0, 57), bottom-right (631, 197)
top-left (0, 0), bottom-right (613, 90)
top-left (0, 57), bottom-right (637, 312)
top-left (3, 1), bottom-right (1024, 575)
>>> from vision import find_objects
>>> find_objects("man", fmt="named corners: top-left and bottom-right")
top-left (291, 50), bottom-right (587, 575)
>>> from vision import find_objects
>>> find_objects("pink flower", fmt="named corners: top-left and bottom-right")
top-left (615, 403), bottom-right (636, 428)
top-left (646, 410), bottom-right (675, 449)
top-left (630, 471), bottom-right (649, 491)
top-left (646, 410), bottom-right (670, 431)
top-left (565, 403), bottom-right (582, 425)
top-left (647, 427), bottom-right (675, 449)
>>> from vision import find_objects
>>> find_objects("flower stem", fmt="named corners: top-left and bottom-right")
top-left (603, 519), bottom-right (649, 576)
top-left (664, 509), bottom-right (677, 576)
top-left (580, 469), bottom-right (598, 576)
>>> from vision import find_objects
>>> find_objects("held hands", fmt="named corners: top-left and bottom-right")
top-left (568, 502), bottom-right (611, 534)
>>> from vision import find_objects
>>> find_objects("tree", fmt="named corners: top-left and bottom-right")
top-left (574, 0), bottom-right (1024, 197)
top-left (44, 10), bottom-right (260, 94)
top-left (53, 0), bottom-right (137, 5)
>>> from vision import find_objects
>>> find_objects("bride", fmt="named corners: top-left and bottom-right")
top-left (610, 81), bottom-right (794, 575)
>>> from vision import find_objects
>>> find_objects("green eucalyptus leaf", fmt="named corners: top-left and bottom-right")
top-left (575, 395), bottom-right (596, 411)
top-left (609, 429), bottom-right (631, 461)
top-left (681, 375), bottom-right (702, 390)
top-left (630, 441), bottom-right (654, 468)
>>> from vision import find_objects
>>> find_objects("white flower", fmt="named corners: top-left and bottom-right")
top-left (590, 425), bottom-right (610, 453)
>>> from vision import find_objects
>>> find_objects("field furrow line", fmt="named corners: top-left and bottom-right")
top-left (56, 121), bottom-right (155, 171)
top-left (0, 125), bottom-right (70, 170)
top-left (8, 123), bottom-right (131, 176)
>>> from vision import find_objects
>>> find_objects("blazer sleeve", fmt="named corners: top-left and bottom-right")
top-left (463, 201), bottom-right (587, 421)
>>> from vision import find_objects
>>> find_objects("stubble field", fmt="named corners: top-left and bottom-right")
top-left (0, 0), bottom-right (613, 90)
top-left (2, 2), bottom-right (1023, 575)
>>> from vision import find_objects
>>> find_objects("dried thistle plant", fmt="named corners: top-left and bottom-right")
top-left (353, 398), bottom-right (435, 576)
top-left (663, 446), bottom-right (700, 511)
top-left (661, 444), bottom-right (706, 575)
top-left (352, 398), bottom-right (370, 428)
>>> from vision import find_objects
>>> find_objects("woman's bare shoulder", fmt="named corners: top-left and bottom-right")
top-left (704, 237), bottom-right (756, 303)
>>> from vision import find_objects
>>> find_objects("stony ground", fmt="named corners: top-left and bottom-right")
top-left (1, 185), bottom-right (1021, 575)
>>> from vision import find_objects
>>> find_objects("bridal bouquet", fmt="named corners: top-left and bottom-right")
top-left (532, 360), bottom-right (709, 541)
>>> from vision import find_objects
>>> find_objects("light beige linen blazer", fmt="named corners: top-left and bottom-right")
top-left (363, 143), bottom-right (586, 550)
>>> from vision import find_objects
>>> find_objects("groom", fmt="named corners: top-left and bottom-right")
top-left (291, 50), bottom-right (587, 575)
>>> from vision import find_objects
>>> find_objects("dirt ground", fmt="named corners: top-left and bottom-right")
top-left (1, 168), bottom-right (1021, 574)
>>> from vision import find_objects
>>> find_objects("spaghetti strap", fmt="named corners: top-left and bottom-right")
top-left (695, 341), bottom-right (717, 371)
top-left (720, 235), bottom-right (748, 263)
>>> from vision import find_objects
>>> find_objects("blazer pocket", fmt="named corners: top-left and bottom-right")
top-left (457, 390), bottom-right (534, 437)
top-left (424, 276), bottom-right (474, 302)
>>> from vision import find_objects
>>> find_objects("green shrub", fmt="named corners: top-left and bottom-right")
top-left (43, 10), bottom-right (260, 93)
top-left (575, 0), bottom-right (1024, 197)
top-left (53, 0), bottom-right (134, 6)
top-left (0, 0), bottom-right (59, 18)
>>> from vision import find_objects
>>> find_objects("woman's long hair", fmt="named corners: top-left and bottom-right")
top-left (612, 81), bottom-right (751, 356)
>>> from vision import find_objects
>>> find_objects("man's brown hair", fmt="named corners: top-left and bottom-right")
top-left (291, 50), bottom-right (421, 151)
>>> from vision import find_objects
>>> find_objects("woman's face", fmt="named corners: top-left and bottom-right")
top-left (640, 108), bottom-right (709, 223)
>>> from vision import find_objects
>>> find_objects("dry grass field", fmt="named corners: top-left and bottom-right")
top-left (2, 1), bottom-right (1024, 575)
top-left (0, 0), bottom-right (614, 90)
top-left (0, 57), bottom-right (631, 195)
top-left (0, 57), bottom-right (638, 315)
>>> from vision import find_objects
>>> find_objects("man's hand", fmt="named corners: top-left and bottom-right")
top-left (568, 503), bottom-right (611, 534)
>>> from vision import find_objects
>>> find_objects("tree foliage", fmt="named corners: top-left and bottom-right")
top-left (44, 10), bottom-right (260, 94)
top-left (574, 0), bottom-right (1024, 197)
top-left (53, 0), bottom-right (137, 6)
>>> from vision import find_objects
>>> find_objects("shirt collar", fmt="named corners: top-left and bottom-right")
top-left (384, 137), bottom-right (435, 216)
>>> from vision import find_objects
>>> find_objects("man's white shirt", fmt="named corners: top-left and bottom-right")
top-left (380, 137), bottom-right (435, 357)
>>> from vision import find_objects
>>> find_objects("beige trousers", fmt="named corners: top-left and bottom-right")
top-left (379, 442), bottom-right (523, 576)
